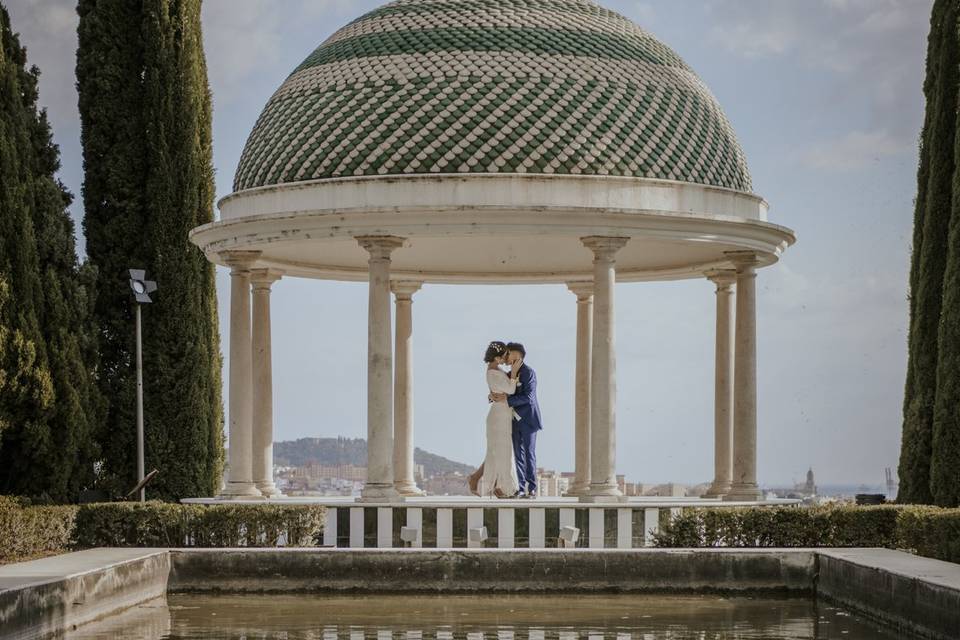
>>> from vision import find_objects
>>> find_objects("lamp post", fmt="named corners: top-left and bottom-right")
top-left (128, 269), bottom-right (157, 503)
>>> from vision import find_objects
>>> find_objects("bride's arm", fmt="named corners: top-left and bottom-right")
top-left (487, 370), bottom-right (517, 394)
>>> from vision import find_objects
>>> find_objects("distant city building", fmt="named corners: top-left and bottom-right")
top-left (291, 463), bottom-right (367, 482)
top-left (536, 468), bottom-right (569, 497)
top-left (803, 468), bottom-right (817, 495)
top-left (421, 471), bottom-right (470, 496)
top-left (640, 483), bottom-right (687, 497)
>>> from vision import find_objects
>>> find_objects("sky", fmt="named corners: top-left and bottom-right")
top-left (5, 0), bottom-right (932, 488)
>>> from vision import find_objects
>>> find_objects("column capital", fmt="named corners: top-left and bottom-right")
top-left (220, 250), bottom-right (261, 271)
top-left (724, 250), bottom-right (761, 271)
top-left (566, 281), bottom-right (594, 300)
top-left (704, 269), bottom-right (737, 289)
top-left (391, 280), bottom-right (422, 299)
top-left (357, 235), bottom-right (407, 259)
top-left (250, 268), bottom-right (284, 290)
top-left (581, 236), bottom-right (630, 260)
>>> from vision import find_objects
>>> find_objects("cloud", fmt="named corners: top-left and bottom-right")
top-left (4, 0), bottom-right (80, 130)
top-left (705, 0), bottom-right (930, 172)
top-left (629, 2), bottom-right (656, 26)
top-left (708, 0), bottom-right (929, 67)
top-left (201, 3), bottom-right (288, 105)
top-left (800, 129), bottom-right (915, 171)
top-left (201, 0), bottom-right (382, 104)
top-left (709, 21), bottom-right (795, 58)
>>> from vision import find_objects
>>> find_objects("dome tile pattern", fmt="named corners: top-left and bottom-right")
top-left (233, 0), bottom-right (752, 193)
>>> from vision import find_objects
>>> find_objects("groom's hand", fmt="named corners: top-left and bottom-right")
top-left (490, 392), bottom-right (507, 402)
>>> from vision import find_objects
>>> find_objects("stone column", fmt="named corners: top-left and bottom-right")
top-left (392, 280), bottom-right (425, 496)
top-left (219, 250), bottom-right (262, 499)
top-left (581, 237), bottom-right (630, 500)
top-left (358, 236), bottom-right (406, 502)
top-left (250, 268), bottom-right (284, 498)
top-left (724, 251), bottom-right (762, 501)
top-left (565, 281), bottom-right (593, 496)
top-left (703, 270), bottom-right (736, 498)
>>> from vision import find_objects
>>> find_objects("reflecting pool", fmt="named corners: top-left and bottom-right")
top-left (69, 593), bottom-right (912, 639)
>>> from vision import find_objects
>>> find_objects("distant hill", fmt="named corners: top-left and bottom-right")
top-left (273, 437), bottom-right (474, 476)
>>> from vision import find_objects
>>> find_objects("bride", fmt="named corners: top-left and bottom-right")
top-left (479, 341), bottom-right (521, 498)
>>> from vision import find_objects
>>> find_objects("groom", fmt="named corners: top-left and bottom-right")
top-left (491, 342), bottom-right (543, 498)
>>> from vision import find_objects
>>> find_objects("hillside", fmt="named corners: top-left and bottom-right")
top-left (272, 437), bottom-right (473, 476)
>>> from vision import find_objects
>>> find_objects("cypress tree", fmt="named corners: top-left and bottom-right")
top-left (78, 0), bottom-right (223, 499)
top-left (77, 0), bottom-right (149, 499)
top-left (898, 0), bottom-right (958, 504)
top-left (931, 9), bottom-right (960, 508)
top-left (0, 4), bottom-right (103, 501)
top-left (0, 7), bottom-right (51, 456)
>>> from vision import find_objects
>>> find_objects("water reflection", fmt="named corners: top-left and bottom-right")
top-left (67, 593), bottom-right (909, 640)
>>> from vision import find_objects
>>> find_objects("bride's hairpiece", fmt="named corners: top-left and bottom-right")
top-left (484, 340), bottom-right (507, 363)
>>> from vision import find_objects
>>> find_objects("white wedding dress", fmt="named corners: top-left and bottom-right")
top-left (480, 367), bottom-right (520, 497)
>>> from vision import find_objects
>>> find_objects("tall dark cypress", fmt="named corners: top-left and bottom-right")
top-left (0, 4), bottom-right (103, 501)
top-left (931, 9), bottom-right (960, 508)
top-left (140, 0), bottom-right (224, 498)
top-left (898, 0), bottom-right (958, 504)
top-left (77, 0), bottom-right (148, 498)
top-left (78, 0), bottom-right (223, 500)
top-left (0, 5), bottom-right (52, 473)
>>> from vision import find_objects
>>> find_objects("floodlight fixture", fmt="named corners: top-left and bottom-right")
top-left (400, 526), bottom-right (421, 546)
top-left (469, 526), bottom-right (489, 543)
top-left (559, 525), bottom-right (580, 548)
top-left (128, 268), bottom-right (158, 502)
top-left (128, 269), bottom-right (157, 304)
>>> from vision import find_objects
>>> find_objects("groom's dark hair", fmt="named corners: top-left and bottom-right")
top-left (506, 342), bottom-right (526, 357)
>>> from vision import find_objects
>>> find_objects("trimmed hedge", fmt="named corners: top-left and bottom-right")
top-left (0, 499), bottom-right (326, 564)
top-left (652, 505), bottom-right (960, 564)
top-left (0, 497), bottom-right (78, 563)
top-left (3, 500), bottom-right (959, 567)
top-left (897, 506), bottom-right (960, 562)
top-left (72, 502), bottom-right (326, 548)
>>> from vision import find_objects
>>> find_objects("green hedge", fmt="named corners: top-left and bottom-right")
top-left (72, 502), bottom-right (326, 548)
top-left (896, 506), bottom-right (960, 562)
top-left (653, 504), bottom-right (960, 564)
top-left (0, 497), bottom-right (78, 563)
top-left (0, 499), bottom-right (326, 564)
top-left (3, 500), bottom-right (959, 567)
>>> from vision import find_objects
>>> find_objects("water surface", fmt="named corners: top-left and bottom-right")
top-left (69, 593), bottom-right (910, 639)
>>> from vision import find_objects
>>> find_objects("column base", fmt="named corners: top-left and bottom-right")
top-left (359, 483), bottom-right (403, 502)
top-left (218, 481), bottom-right (264, 500)
top-left (564, 481), bottom-right (592, 497)
top-left (702, 482), bottom-right (732, 498)
top-left (256, 481), bottom-right (283, 498)
top-left (579, 483), bottom-right (625, 503)
top-left (578, 493), bottom-right (629, 504)
top-left (723, 484), bottom-right (763, 501)
top-left (394, 481), bottom-right (425, 497)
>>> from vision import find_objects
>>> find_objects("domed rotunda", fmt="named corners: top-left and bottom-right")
top-left (191, 0), bottom-right (795, 506)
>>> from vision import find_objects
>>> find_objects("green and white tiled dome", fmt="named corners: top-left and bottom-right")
top-left (233, 0), bottom-right (752, 193)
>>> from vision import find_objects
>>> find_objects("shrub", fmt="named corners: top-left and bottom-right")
top-left (0, 496), bottom-right (78, 563)
top-left (72, 502), bottom-right (197, 547)
top-left (896, 505), bottom-right (960, 563)
top-left (653, 504), bottom-right (960, 564)
top-left (827, 505), bottom-right (901, 547)
top-left (0, 498), bottom-right (326, 564)
top-left (72, 502), bottom-right (326, 548)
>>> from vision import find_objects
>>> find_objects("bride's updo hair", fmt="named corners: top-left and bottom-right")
top-left (484, 341), bottom-right (507, 363)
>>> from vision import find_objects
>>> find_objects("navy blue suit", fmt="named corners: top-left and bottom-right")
top-left (507, 363), bottom-right (542, 494)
